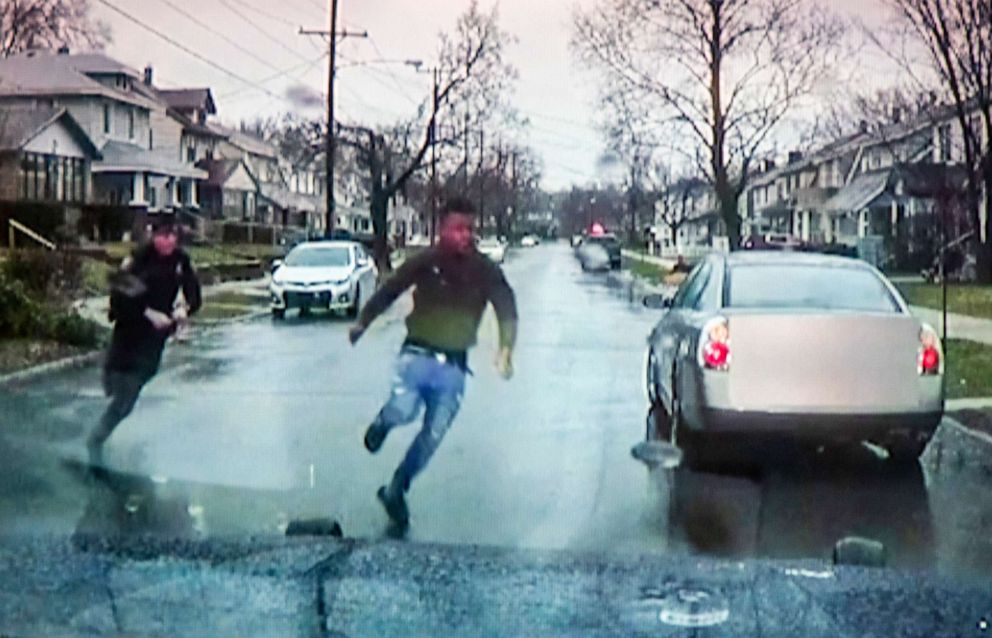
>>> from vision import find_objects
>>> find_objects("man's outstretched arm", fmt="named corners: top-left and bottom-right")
top-left (349, 252), bottom-right (425, 344)
top-left (488, 266), bottom-right (518, 379)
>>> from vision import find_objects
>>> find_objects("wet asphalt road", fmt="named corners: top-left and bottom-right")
top-left (2, 243), bottom-right (992, 578)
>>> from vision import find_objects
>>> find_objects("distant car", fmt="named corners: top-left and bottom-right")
top-left (742, 233), bottom-right (803, 251)
top-left (477, 237), bottom-right (507, 264)
top-left (521, 235), bottom-right (540, 247)
top-left (269, 241), bottom-right (377, 319)
top-left (579, 233), bottom-right (622, 270)
top-left (643, 252), bottom-right (944, 472)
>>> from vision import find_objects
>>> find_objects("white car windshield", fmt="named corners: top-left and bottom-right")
top-left (285, 247), bottom-right (351, 268)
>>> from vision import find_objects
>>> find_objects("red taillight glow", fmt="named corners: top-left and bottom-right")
top-left (703, 341), bottom-right (730, 368)
top-left (918, 325), bottom-right (942, 375)
top-left (919, 346), bottom-right (940, 374)
top-left (700, 318), bottom-right (730, 371)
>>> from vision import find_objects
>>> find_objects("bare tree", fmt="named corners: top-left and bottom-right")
top-left (877, 0), bottom-right (992, 279)
top-left (574, 0), bottom-right (845, 248)
top-left (1, 0), bottom-right (110, 58)
top-left (338, 1), bottom-right (515, 273)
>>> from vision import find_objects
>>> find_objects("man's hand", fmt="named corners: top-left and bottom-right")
top-left (348, 323), bottom-right (367, 345)
top-left (144, 308), bottom-right (174, 332)
top-left (495, 347), bottom-right (514, 380)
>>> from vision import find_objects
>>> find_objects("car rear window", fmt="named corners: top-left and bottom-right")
top-left (728, 264), bottom-right (901, 313)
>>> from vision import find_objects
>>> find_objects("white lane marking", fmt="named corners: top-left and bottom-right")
top-left (945, 417), bottom-right (992, 447)
top-left (782, 568), bottom-right (835, 579)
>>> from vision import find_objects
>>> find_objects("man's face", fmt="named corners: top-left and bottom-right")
top-left (152, 229), bottom-right (178, 256)
top-left (439, 212), bottom-right (475, 255)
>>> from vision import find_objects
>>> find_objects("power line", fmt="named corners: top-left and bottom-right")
top-left (154, 0), bottom-right (287, 74)
top-left (366, 36), bottom-right (422, 108)
top-left (95, 0), bottom-right (287, 102)
top-left (221, 55), bottom-right (328, 104)
top-left (216, 55), bottom-right (327, 99)
top-left (222, 0), bottom-right (299, 28)
top-left (218, 0), bottom-right (312, 63)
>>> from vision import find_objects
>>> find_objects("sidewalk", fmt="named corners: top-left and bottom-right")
top-left (908, 305), bottom-right (992, 346)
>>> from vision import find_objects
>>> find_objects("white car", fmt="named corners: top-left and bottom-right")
top-left (269, 241), bottom-right (377, 319)
top-left (477, 237), bottom-right (507, 263)
top-left (521, 235), bottom-right (540, 248)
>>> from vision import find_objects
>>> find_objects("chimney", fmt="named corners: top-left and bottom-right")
top-left (143, 65), bottom-right (154, 86)
top-left (859, 120), bottom-right (869, 134)
top-left (57, 45), bottom-right (70, 55)
top-left (891, 105), bottom-right (902, 124)
top-left (788, 150), bottom-right (803, 164)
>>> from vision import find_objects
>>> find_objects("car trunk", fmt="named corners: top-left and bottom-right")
top-left (725, 312), bottom-right (923, 413)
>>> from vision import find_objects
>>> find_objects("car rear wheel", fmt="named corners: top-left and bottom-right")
top-left (271, 308), bottom-right (285, 320)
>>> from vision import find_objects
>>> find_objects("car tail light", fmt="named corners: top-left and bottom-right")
top-left (699, 318), bottom-right (730, 371)
top-left (918, 324), bottom-right (943, 375)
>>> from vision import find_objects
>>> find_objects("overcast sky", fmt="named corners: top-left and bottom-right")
top-left (94, 0), bottom-right (894, 190)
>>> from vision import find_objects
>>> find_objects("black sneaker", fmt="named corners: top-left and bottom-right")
top-left (376, 485), bottom-right (409, 528)
top-left (364, 423), bottom-right (387, 453)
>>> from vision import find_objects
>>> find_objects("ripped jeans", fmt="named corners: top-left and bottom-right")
top-left (374, 349), bottom-right (467, 491)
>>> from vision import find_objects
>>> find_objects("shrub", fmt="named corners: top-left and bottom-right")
top-left (0, 249), bottom-right (85, 301)
top-left (0, 275), bottom-right (46, 339)
top-left (47, 313), bottom-right (102, 348)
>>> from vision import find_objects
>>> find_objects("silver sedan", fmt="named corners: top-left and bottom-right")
top-left (644, 252), bottom-right (944, 471)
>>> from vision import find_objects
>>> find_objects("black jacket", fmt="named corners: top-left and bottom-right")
top-left (359, 246), bottom-right (517, 352)
top-left (105, 245), bottom-right (201, 377)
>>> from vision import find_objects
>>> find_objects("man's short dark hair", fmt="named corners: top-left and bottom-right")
top-left (151, 216), bottom-right (178, 234)
top-left (441, 196), bottom-right (476, 218)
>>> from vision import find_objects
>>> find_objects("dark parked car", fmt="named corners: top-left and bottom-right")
top-left (580, 233), bottom-right (622, 270)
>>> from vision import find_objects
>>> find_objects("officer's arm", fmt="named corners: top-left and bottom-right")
top-left (180, 253), bottom-right (203, 315)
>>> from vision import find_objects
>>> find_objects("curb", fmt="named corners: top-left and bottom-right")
top-left (0, 350), bottom-right (102, 387)
top-left (944, 416), bottom-right (992, 447)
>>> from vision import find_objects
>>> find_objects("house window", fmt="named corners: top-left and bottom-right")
top-left (103, 104), bottom-right (111, 134)
top-left (128, 110), bottom-right (135, 140)
top-left (149, 129), bottom-right (154, 150)
top-left (187, 145), bottom-right (196, 163)
top-left (938, 124), bottom-right (952, 162)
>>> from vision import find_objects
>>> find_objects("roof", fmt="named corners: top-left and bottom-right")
top-left (63, 53), bottom-right (142, 79)
top-left (166, 108), bottom-right (225, 139)
top-left (196, 157), bottom-right (254, 186)
top-left (94, 141), bottom-right (206, 179)
top-left (0, 106), bottom-right (101, 157)
top-left (210, 124), bottom-right (279, 159)
top-left (158, 88), bottom-right (217, 115)
top-left (293, 241), bottom-right (358, 250)
top-left (258, 182), bottom-right (324, 213)
top-left (0, 50), bottom-right (156, 109)
top-left (823, 171), bottom-right (891, 213)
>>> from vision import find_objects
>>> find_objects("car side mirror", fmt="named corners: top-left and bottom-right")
top-left (643, 293), bottom-right (673, 310)
top-left (271, 259), bottom-right (283, 274)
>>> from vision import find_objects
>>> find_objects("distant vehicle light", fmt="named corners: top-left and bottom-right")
top-left (590, 223), bottom-right (606, 236)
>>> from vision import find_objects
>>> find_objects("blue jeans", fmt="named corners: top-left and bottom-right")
top-left (375, 351), bottom-right (467, 491)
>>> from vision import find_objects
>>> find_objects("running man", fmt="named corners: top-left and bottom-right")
top-left (348, 196), bottom-right (518, 529)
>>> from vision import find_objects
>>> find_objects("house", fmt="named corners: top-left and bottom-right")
top-left (0, 49), bottom-right (206, 235)
top-left (0, 106), bottom-right (101, 237)
top-left (196, 158), bottom-right (258, 222)
top-left (652, 177), bottom-right (720, 255)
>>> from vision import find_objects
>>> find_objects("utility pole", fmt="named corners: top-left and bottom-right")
top-left (300, 2), bottom-right (367, 237)
top-left (510, 149), bottom-right (518, 239)
top-left (463, 110), bottom-right (470, 192)
top-left (429, 66), bottom-right (440, 245)
top-left (478, 127), bottom-right (485, 234)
